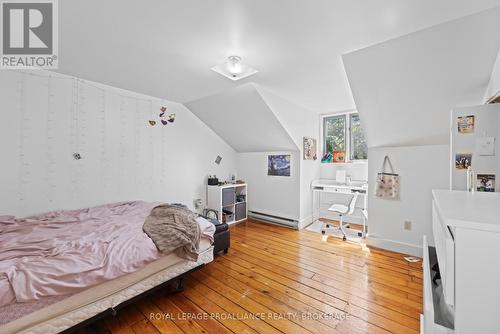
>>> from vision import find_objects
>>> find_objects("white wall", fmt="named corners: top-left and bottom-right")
top-left (257, 87), bottom-right (320, 226)
top-left (0, 70), bottom-right (236, 217)
top-left (185, 84), bottom-right (297, 152)
top-left (343, 8), bottom-right (500, 148)
top-left (451, 104), bottom-right (500, 190)
top-left (237, 151), bottom-right (300, 221)
top-left (485, 50), bottom-right (500, 102)
top-left (367, 145), bottom-right (449, 256)
top-left (320, 163), bottom-right (368, 181)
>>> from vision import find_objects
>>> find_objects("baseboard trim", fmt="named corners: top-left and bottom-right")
top-left (365, 235), bottom-right (422, 257)
top-left (300, 213), bottom-right (363, 230)
top-left (298, 215), bottom-right (314, 230)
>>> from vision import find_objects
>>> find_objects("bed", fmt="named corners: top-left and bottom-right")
top-left (0, 201), bottom-right (215, 334)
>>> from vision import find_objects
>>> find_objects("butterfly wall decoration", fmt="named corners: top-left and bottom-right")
top-left (148, 106), bottom-right (175, 127)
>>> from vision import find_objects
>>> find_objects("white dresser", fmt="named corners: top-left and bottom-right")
top-left (423, 190), bottom-right (500, 333)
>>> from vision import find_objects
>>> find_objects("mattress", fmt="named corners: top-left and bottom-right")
top-left (0, 240), bottom-right (213, 334)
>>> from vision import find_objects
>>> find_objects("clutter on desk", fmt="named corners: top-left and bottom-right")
top-left (335, 170), bottom-right (347, 183)
top-left (375, 155), bottom-right (400, 200)
top-left (208, 175), bottom-right (219, 185)
top-left (208, 175), bottom-right (247, 186)
top-left (321, 152), bottom-right (332, 163)
top-left (332, 151), bottom-right (346, 163)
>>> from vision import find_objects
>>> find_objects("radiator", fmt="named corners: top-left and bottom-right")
top-left (248, 211), bottom-right (299, 229)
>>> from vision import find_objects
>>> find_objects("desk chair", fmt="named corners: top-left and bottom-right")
top-left (322, 192), bottom-right (359, 241)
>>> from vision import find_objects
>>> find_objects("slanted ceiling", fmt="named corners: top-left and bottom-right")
top-left (185, 84), bottom-right (298, 152)
top-left (343, 7), bottom-right (500, 148)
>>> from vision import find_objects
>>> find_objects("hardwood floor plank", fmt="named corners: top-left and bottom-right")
top-left (130, 319), bottom-right (160, 334)
top-left (232, 228), bottom-right (419, 287)
top-left (185, 277), bottom-right (283, 334)
top-left (136, 298), bottom-right (184, 334)
top-left (200, 264), bottom-right (341, 333)
top-left (238, 223), bottom-right (420, 277)
top-left (231, 234), bottom-right (422, 299)
top-left (84, 219), bottom-right (422, 334)
top-left (191, 270), bottom-right (313, 334)
top-left (241, 221), bottom-right (420, 272)
top-left (218, 254), bottom-right (418, 330)
top-left (181, 282), bottom-right (259, 334)
top-left (117, 304), bottom-right (146, 327)
top-left (212, 257), bottom-right (346, 316)
top-left (228, 240), bottom-right (423, 317)
top-left (102, 315), bottom-right (135, 334)
top-left (153, 294), bottom-right (209, 333)
top-left (169, 293), bottom-right (233, 334)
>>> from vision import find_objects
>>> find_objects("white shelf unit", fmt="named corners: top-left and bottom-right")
top-left (207, 184), bottom-right (247, 225)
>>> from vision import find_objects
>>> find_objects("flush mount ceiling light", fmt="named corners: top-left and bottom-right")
top-left (211, 56), bottom-right (258, 81)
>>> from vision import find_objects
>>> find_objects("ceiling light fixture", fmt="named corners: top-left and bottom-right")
top-left (211, 56), bottom-right (258, 81)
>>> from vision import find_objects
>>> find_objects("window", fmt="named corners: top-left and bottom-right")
top-left (323, 115), bottom-right (345, 153)
top-left (349, 114), bottom-right (367, 160)
top-left (322, 112), bottom-right (367, 162)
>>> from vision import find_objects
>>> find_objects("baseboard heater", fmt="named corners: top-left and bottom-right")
top-left (248, 211), bottom-right (298, 229)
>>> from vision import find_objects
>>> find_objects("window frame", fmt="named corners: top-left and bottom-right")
top-left (321, 110), bottom-right (367, 164)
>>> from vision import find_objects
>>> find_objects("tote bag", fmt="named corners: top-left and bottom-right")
top-left (375, 156), bottom-right (400, 200)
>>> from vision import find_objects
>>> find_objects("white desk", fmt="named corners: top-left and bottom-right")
top-left (311, 179), bottom-right (368, 236)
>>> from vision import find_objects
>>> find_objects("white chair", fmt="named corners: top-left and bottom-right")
top-left (322, 192), bottom-right (359, 241)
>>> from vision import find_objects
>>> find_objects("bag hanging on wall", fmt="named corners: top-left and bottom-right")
top-left (375, 156), bottom-right (400, 200)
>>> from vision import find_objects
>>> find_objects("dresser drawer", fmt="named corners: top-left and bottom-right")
top-left (422, 235), bottom-right (454, 334)
top-left (432, 201), bottom-right (455, 307)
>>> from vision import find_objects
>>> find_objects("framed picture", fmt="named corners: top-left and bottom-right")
top-left (457, 115), bottom-right (474, 133)
top-left (455, 153), bottom-right (472, 170)
top-left (333, 151), bottom-right (346, 163)
top-left (303, 137), bottom-right (317, 160)
top-left (268, 155), bottom-right (291, 176)
top-left (477, 174), bottom-right (495, 192)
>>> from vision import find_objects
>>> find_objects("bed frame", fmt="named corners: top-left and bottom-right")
top-left (60, 264), bottom-right (205, 334)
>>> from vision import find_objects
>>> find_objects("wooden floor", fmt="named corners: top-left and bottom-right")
top-left (81, 220), bottom-right (422, 334)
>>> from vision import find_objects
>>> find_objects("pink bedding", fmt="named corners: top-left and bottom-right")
top-left (0, 201), bottom-right (215, 311)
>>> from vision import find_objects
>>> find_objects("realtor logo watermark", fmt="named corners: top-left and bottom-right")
top-left (1, 0), bottom-right (58, 69)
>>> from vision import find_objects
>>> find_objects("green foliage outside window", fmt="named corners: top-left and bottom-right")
top-left (324, 115), bottom-right (345, 155)
top-left (350, 114), bottom-right (368, 160)
top-left (322, 113), bottom-right (367, 162)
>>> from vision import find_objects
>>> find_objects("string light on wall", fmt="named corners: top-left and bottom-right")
top-left (46, 75), bottom-right (56, 203)
top-left (100, 88), bottom-right (107, 190)
top-left (17, 73), bottom-right (27, 203)
top-left (9, 70), bottom-right (188, 214)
